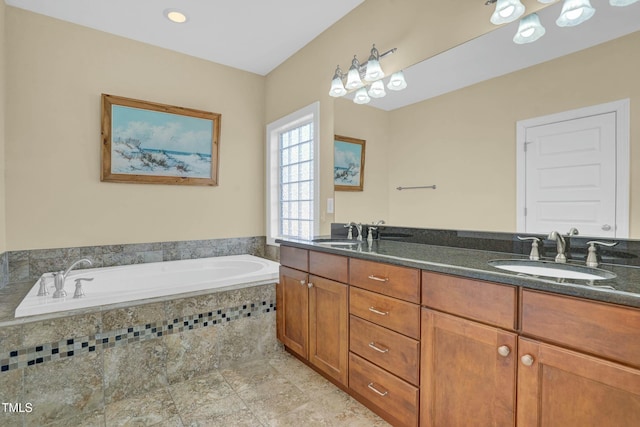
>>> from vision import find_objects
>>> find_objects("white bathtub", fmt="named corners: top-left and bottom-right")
top-left (15, 254), bottom-right (280, 318)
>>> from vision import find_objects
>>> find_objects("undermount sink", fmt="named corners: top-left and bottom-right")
top-left (312, 238), bottom-right (361, 246)
top-left (488, 259), bottom-right (617, 281)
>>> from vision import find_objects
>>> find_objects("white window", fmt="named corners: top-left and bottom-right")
top-left (266, 102), bottom-right (320, 245)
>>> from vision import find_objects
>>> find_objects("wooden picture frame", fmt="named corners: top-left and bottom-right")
top-left (101, 94), bottom-right (221, 186)
top-left (334, 135), bottom-right (365, 191)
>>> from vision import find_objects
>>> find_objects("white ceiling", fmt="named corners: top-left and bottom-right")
top-left (5, 0), bottom-right (640, 110)
top-left (5, 0), bottom-right (364, 76)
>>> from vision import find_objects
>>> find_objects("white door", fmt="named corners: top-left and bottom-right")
top-left (517, 100), bottom-right (629, 238)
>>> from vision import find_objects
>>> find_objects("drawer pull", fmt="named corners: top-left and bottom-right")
top-left (367, 382), bottom-right (389, 397)
top-left (368, 274), bottom-right (389, 282)
top-left (368, 307), bottom-right (389, 316)
top-left (368, 342), bottom-right (390, 353)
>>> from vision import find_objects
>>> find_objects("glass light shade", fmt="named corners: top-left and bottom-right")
top-left (513, 13), bottom-right (546, 44)
top-left (556, 0), bottom-right (595, 27)
top-left (490, 0), bottom-right (526, 25)
top-left (364, 58), bottom-right (384, 82)
top-left (368, 80), bottom-right (386, 98)
top-left (537, 0), bottom-right (556, 3)
top-left (387, 71), bottom-right (407, 91)
top-left (345, 56), bottom-right (364, 89)
top-left (353, 87), bottom-right (371, 104)
top-left (364, 45), bottom-right (385, 82)
top-left (610, 0), bottom-right (639, 5)
top-left (329, 76), bottom-right (347, 97)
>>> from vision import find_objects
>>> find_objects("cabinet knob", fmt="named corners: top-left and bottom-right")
top-left (521, 354), bottom-right (535, 366)
top-left (299, 279), bottom-right (305, 286)
top-left (307, 282), bottom-right (313, 288)
top-left (497, 345), bottom-right (511, 357)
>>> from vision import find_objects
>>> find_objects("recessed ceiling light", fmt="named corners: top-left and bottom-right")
top-left (164, 9), bottom-right (188, 24)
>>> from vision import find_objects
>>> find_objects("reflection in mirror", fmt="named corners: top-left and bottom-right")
top-left (333, 2), bottom-right (640, 239)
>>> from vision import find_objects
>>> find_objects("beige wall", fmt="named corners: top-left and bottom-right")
top-left (0, 1), bottom-right (6, 253)
top-left (5, 8), bottom-right (265, 250)
top-left (384, 31), bottom-right (640, 236)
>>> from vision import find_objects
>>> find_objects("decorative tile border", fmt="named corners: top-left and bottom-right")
top-left (0, 299), bottom-right (276, 373)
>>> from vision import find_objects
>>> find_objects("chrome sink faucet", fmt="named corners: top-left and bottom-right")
top-left (547, 231), bottom-right (567, 263)
top-left (355, 223), bottom-right (363, 241)
top-left (344, 221), bottom-right (355, 239)
top-left (52, 258), bottom-right (93, 298)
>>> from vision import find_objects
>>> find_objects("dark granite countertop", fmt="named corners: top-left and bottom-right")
top-left (278, 237), bottom-right (640, 309)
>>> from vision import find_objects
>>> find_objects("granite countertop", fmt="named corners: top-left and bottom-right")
top-left (279, 237), bottom-right (640, 309)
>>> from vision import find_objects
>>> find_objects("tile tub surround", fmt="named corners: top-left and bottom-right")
top-left (0, 251), bottom-right (7, 289)
top-left (0, 283), bottom-right (279, 427)
top-left (5, 236), bottom-right (272, 285)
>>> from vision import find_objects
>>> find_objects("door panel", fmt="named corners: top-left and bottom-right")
top-left (279, 266), bottom-right (309, 358)
top-left (524, 112), bottom-right (617, 237)
top-left (517, 338), bottom-right (640, 427)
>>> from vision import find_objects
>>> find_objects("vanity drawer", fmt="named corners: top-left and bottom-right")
top-left (280, 246), bottom-right (308, 271)
top-left (349, 352), bottom-right (419, 427)
top-left (422, 271), bottom-right (517, 330)
top-left (350, 287), bottom-right (420, 339)
top-left (522, 290), bottom-right (640, 368)
top-left (309, 251), bottom-right (348, 283)
top-left (349, 258), bottom-right (420, 303)
top-left (350, 315), bottom-right (420, 385)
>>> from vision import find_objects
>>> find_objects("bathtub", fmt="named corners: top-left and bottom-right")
top-left (14, 254), bottom-right (280, 318)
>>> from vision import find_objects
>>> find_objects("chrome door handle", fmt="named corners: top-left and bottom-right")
top-left (602, 224), bottom-right (612, 231)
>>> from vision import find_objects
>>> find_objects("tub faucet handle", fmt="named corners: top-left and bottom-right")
top-left (37, 276), bottom-right (49, 296)
top-left (73, 277), bottom-right (94, 298)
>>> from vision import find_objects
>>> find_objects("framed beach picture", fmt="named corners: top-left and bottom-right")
top-left (101, 94), bottom-right (221, 186)
top-left (334, 135), bottom-right (365, 191)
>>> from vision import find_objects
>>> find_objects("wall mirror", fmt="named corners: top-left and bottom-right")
top-left (333, 1), bottom-right (640, 239)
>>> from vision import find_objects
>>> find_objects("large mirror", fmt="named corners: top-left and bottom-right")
top-left (333, 1), bottom-right (640, 239)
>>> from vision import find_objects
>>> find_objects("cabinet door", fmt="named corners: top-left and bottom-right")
top-left (421, 308), bottom-right (517, 427)
top-left (278, 266), bottom-right (309, 359)
top-left (517, 338), bottom-right (640, 427)
top-left (308, 275), bottom-right (348, 385)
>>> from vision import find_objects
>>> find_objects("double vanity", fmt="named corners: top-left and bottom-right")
top-left (276, 228), bottom-right (640, 426)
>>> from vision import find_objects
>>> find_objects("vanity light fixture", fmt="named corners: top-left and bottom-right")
top-left (164, 9), bottom-right (188, 24)
top-left (513, 13), bottom-right (546, 43)
top-left (328, 45), bottom-right (406, 105)
top-left (556, 0), bottom-right (595, 27)
top-left (489, 0), bottom-right (526, 24)
top-left (488, 0), bottom-right (639, 45)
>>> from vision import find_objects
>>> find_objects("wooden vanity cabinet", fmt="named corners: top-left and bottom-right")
top-left (348, 260), bottom-right (421, 427)
top-left (278, 247), bottom-right (349, 386)
top-left (517, 290), bottom-right (640, 425)
top-left (420, 272), bottom-right (518, 427)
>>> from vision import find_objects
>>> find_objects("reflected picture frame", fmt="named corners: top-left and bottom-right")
top-left (334, 135), bottom-right (365, 191)
top-left (101, 94), bottom-right (221, 186)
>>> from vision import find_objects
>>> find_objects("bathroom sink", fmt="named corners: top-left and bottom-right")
top-left (488, 259), bottom-right (617, 281)
top-left (312, 238), bottom-right (361, 246)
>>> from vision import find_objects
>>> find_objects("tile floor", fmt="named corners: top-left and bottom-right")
top-left (100, 348), bottom-right (390, 426)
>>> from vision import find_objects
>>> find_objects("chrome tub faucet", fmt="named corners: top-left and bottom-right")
top-left (52, 258), bottom-right (93, 298)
